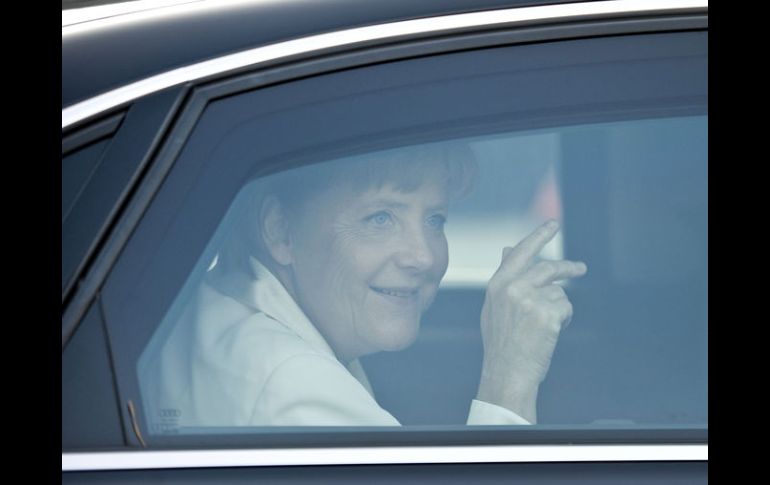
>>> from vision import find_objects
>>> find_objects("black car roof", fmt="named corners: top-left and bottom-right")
top-left (62, 0), bottom-right (591, 108)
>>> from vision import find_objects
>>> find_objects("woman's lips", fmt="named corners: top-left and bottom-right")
top-left (370, 286), bottom-right (418, 299)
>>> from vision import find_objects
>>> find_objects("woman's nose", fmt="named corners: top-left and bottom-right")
top-left (394, 226), bottom-right (435, 272)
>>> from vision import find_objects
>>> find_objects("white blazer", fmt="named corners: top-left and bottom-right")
top-left (139, 256), bottom-right (528, 433)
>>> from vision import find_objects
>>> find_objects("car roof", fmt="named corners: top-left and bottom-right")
top-left (62, 0), bottom-right (590, 108)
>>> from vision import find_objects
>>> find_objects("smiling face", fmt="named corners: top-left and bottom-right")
top-left (283, 180), bottom-right (450, 363)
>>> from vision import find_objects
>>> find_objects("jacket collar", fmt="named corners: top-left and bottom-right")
top-left (206, 256), bottom-right (375, 395)
top-left (208, 256), bottom-right (338, 360)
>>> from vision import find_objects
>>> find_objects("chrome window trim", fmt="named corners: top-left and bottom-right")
top-left (62, 444), bottom-right (707, 471)
top-left (62, 0), bottom-right (707, 130)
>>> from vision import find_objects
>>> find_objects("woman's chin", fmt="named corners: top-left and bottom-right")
top-left (375, 322), bottom-right (420, 352)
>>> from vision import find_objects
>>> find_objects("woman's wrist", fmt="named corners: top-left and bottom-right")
top-left (476, 362), bottom-right (540, 424)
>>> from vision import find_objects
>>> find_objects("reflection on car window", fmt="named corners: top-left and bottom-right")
top-left (137, 115), bottom-right (707, 434)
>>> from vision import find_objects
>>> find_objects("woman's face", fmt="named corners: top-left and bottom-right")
top-left (285, 179), bottom-right (450, 362)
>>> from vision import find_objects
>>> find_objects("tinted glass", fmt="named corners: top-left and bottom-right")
top-left (100, 31), bottom-right (707, 442)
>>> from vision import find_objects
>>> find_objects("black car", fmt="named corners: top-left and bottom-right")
top-left (62, 0), bottom-right (708, 482)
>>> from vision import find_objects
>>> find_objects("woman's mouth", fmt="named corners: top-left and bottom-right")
top-left (370, 286), bottom-right (418, 299)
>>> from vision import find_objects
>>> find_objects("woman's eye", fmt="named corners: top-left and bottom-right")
top-left (427, 214), bottom-right (447, 229)
top-left (366, 211), bottom-right (393, 227)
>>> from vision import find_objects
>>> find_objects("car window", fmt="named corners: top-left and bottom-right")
top-left (99, 30), bottom-right (707, 444)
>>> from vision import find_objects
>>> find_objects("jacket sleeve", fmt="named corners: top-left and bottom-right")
top-left (466, 399), bottom-right (532, 425)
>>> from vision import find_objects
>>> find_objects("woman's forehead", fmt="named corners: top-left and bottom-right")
top-left (358, 181), bottom-right (449, 207)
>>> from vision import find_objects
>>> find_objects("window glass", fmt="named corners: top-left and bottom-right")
top-left (136, 114), bottom-right (706, 434)
top-left (100, 31), bottom-right (707, 440)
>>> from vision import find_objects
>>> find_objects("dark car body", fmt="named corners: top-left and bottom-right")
top-left (62, 0), bottom-right (708, 482)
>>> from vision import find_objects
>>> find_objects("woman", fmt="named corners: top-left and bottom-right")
top-left (139, 142), bottom-right (586, 431)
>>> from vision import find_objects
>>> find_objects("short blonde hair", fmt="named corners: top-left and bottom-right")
top-left (266, 140), bottom-right (477, 213)
top-left (221, 140), bottom-right (478, 271)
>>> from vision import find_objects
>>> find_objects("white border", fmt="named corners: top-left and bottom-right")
top-left (62, 444), bottom-right (707, 471)
top-left (62, 0), bottom-right (707, 130)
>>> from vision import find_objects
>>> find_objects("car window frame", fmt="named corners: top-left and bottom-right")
top-left (62, 86), bottom-right (190, 347)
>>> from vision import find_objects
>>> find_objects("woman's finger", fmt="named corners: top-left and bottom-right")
top-left (497, 220), bottom-right (561, 276)
top-left (525, 260), bottom-right (587, 287)
top-left (541, 284), bottom-right (567, 302)
top-left (556, 299), bottom-right (574, 329)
